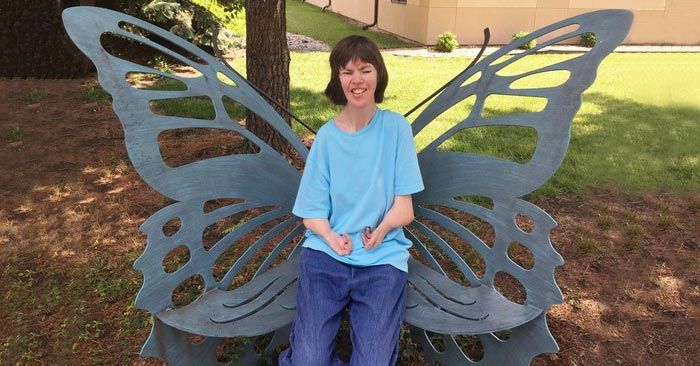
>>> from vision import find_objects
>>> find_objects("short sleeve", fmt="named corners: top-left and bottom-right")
top-left (394, 120), bottom-right (424, 195)
top-left (292, 135), bottom-right (331, 219)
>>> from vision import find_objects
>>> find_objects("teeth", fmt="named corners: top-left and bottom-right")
top-left (351, 88), bottom-right (367, 95)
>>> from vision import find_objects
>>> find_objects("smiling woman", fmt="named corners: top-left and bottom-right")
top-left (338, 60), bottom-right (377, 113)
top-left (278, 35), bottom-right (424, 366)
top-left (324, 36), bottom-right (389, 107)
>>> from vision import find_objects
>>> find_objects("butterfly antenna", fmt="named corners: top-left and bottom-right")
top-left (404, 28), bottom-right (491, 118)
top-left (212, 28), bottom-right (318, 135)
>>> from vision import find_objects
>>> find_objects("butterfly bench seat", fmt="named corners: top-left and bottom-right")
top-left (156, 255), bottom-right (541, 338)
top-left (61, 5), bottom-right (632, 364)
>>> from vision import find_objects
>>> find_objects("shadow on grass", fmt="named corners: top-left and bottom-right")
top-left (289, 86), bottom-right (339, 133)
top-left (154, 86), bottom-right (699, 198)
top-left (38, 78), bottom-right (700, 202)
top-left (549, 92), bottom-right (699, 196)
top-left (400, 91), bottom-right (700, 198)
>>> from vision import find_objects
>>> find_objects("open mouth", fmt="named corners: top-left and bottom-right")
top-left (351, 88), bottom-right (367, 96)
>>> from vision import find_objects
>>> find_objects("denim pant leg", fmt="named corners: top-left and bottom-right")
top-left (348, 264), bottom-right (407, 366)
top-left (279, 248), bottom-right (350, 366)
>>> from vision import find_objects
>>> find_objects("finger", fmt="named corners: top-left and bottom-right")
top-left (337, 234), bottom-right (347, 256)
top-left (335, 236), bottom-right (348, 256)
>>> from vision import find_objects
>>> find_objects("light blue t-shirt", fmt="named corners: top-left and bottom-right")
top-left (292, 108), bottom-right (424, 272)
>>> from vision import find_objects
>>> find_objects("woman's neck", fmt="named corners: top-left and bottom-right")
top-left (336, 103), bottom-right (377, 133)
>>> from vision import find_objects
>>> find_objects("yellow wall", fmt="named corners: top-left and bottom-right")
top-left (304, 0), bottom-right (700, 45)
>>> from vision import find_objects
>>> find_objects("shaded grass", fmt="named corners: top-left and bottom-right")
top-left (4, 126), bottom-right (26, 141)
top-left (1, 251), bottom-right (149, 365)
top-left (81, 83), bottom-right (111, 102)
top-left (286, 0), bottom-right (413, 49)
top-left (22, 89), bottom-right (44, 102)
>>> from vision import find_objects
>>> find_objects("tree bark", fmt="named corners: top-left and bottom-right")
top-left (244, 0), bottom-right (292, 156)
top-left (0, 0), bottom-right (94, 78)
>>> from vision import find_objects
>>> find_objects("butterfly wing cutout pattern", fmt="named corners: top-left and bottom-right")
top-left (63, 6), bottom-right (633, 365)
top-left (403, 10), bottom-right (632, 365)
top-left (62, 6), bottom-right (309, 364)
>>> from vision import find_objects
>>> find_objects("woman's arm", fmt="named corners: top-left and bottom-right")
top-left (302, 218), bottom-right (352, 256)
top-left (362, 195), bottom-right (414, 249)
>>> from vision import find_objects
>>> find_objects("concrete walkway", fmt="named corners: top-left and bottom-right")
top-left (386, 45), bottom-right (700, 58)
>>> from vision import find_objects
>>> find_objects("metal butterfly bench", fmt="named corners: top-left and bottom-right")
top-left (63, 6), bottom-right (632, 365)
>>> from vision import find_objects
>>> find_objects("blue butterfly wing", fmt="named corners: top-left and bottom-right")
top-left (405, 9), bottom-right (633, 365)
top-left (63, 6), bottom-right (307, 363)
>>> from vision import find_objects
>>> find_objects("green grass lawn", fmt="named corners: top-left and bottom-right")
top-left (193, 0), bottom-right (414, 48)
top-left (286, 0), bottom-right (414, 48)
top-left (149, 52), bottom-right (699, 196)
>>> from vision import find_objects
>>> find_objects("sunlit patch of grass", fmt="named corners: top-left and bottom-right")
top-left (572, 223), bottom-right (588, 236)
top-left (286, 0), bottom-right (412, 49)
top-left (577, 237), bottom-right (604, 256)
top-left (81, 53), bottom-right (700, 197)
top-left (47, 184), bottom-right (72, 202)
top-left (623, 222), bottom-right (646, 250)
top-left (222, 218), bottom-right (248, 235)
top-left (0, 216), bottom-right (18, 245)
top-left (110, 157), bottom-right (131, 173)
top-left (13, 200), bottom-right (34, 214)
top-left (657, 213), bottom-right (682, 231)
top-left (566, 295), bottom-right (586, 311)
top-left (94, 165), bottom-right (128, 185)
top-left (624, 223), bottom-right (644, 239)
top-left (283, 53), bottom-right (700, 197)
top-left (595, 214), bottom-right (615, 229)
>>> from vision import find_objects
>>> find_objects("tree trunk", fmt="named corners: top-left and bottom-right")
top-left (0, 0), bottom-right (94, 78)
top-left (244, 0), bottom-right (292, 156)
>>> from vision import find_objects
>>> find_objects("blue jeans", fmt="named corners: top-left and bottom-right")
top-left (278, 248), bottom-right (407, 366)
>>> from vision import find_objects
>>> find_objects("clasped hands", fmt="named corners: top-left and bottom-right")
top-left (323, 226), bottom-right (388, 256)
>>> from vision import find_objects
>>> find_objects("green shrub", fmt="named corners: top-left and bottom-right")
top-left (435, 32), bottom-right (459, 53)
top-left (512, 31), bottom-right (536, 50)
top-left (580, 32), bottom-right (596, 47)
top-left (121, 0), bottom-right (245, 54)
top-left (149, 55), bottom-right (174, 73)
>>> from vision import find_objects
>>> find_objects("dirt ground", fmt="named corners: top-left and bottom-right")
top-left (1, 78), bottom-right (698, 365)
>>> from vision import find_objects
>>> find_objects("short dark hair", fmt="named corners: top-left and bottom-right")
top-left (324, 35), bottom-right (389, 105)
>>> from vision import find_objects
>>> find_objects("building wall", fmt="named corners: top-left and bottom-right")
top-left (303, 0), bottom-right (700, 45)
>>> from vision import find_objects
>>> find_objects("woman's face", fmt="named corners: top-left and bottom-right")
top-left (339, 58), bottom-right (377, 109)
